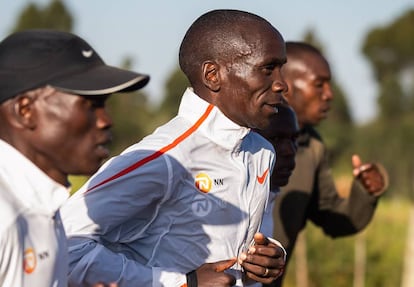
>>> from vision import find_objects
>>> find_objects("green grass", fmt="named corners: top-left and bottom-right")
top-left (68, 175), bottom-right (89, 195)
top-left (283, 198), bottom-right (410, 287)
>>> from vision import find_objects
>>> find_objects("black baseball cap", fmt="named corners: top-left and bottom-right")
top-left (0, 29), bottom-right (150, 103)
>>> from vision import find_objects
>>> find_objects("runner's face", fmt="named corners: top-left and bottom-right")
top-left (216, 25), bottom-right (287, 130)
top-left (30, 88), bottom-right (113, 184)
top-left (283, 54), bottom-right (333, 128)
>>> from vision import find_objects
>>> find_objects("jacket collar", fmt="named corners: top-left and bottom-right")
top-left (0, 139), bottom-right (69, 215)
top-left (178, 88), bottom-right (250, 151)
top-left (297, 126), bottom-right (313, 146)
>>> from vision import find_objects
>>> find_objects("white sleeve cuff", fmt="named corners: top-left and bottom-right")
top-left (267, 237), bottom-right (287, 261)
top-left (152, 267), bottom-right (187, 287)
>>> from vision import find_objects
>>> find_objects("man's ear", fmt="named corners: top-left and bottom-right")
top-left (202, 61), bottom-right (220, 92)
top-left (11, 95), bottom-right (37, 129)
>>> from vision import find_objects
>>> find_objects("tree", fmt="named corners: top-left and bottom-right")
top-left (377, 73), bottom-right (405, 121)
top-left (12, 0), bottom-right (73, 33)
top-left (107, 57), bottom-right (158, 155)
top-left (362, 9), bottom-right (414, 118)
top-left (360, 8), bottom-right (414, 198)
top-left (362, 10), bottom-right (414, 82)
top-left (156, 65), bottom-right (189, 123)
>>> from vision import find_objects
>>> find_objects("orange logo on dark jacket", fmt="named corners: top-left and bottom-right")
top-left (23, 248), bottom-right (36, 274)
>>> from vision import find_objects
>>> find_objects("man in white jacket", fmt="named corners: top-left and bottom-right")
top-left (62, 9), bottom-right (287, 287)
top-left (0, 29), bottom-right (149, 287)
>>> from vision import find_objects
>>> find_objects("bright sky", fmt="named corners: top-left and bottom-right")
top-left (1, 0), bottom-right (413, 124)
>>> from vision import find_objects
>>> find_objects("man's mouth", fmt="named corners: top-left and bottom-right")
top-left (96, 144), bottom-right (110, 159)
top-left (267, 103), bottom-right (280, 114)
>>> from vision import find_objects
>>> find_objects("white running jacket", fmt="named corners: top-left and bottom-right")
top-left (0, 140), bottom-right (69, 287)
top-left (61, 88), bottom-right (278, 286)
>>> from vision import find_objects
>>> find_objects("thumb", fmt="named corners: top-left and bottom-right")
top-left (352, 154), bottom-right (362, 177)
top-left (352, 154), bottom-right (374, 178)
top-left (352, 154), bottom-right (362, 169)
top-left (254, 232), bottom-right (269, 245)
top-left (214, 258), bottom-right (237, 272)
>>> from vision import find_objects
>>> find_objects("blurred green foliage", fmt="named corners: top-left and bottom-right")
top-left (12, 0), bottom-right (73, 32)
top-left (155, 67), bottom-right (189, 122)
top-left (283, 198), bottom-right (409, 287)
top-left (358, 9), bottom-right (414, 199)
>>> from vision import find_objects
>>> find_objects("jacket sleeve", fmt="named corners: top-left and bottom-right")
top-left (62, 151), bottom-right (187, 287)
top-left (307, 144), bottom-right (380, 238)
top-left (67, 238), bottom-right (187, 287)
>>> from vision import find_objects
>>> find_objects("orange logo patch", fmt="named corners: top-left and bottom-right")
top-left (195, 173), bottom-right (212, 193)
top-left (257, 168), bottom-right (269, 184)
top-left (23, 248), bottom-right (36, 274)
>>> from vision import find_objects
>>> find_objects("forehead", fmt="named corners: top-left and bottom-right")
top-left (243, 24), bottom-right (286, 65)
top-left (301, 53), bottom-right (331, 80)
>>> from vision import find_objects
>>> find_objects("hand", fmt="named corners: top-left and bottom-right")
top-left (196, 258), bottom-right (237, 287)
top-left (239, 233), bottom-right (285, 284)
top-left (352, 154), bottom-right (387, 195)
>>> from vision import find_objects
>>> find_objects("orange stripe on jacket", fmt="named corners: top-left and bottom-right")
top-left (86, 104), bottom-right (214, 193)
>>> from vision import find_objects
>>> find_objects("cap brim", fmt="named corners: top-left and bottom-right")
top-left (50, 64), bottom-right (150, 96)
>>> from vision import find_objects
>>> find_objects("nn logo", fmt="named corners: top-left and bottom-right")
top-left (23, 248), bottom-right (36, 274)
top-left (192, 194), bottom-right (212, 217)
top-left (195, 173), bottom-right (212, 193)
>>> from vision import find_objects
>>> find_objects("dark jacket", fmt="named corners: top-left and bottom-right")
top-left (269, 126), bottom-right (383, 287)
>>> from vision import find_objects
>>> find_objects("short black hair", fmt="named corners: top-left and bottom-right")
top-left (286, 41), bottom-right (323, 60)
top-left (179, 9), bottom-right (272, 86)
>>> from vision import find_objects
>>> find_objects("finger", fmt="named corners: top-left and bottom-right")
top-left (355, 163), bottom-right (375, 179)
top-left (214, 258), bottom-right (237, 272)
top-left (360, 167), bottom-right (384, 193)
top-left (243, 262), bottom-right (284, 278)
top-left (244, 271), bottom-right (274, 285)
top-left (352, 154), bottom-right (373, 177)
top-left (249, 244), bottom-right (285, 258)
top-left (241, 250), bottom-right (285, 268)
top-left (254, 232), bottom-right (269, 246)
top-left (243, 263), bottom-right (284, 284)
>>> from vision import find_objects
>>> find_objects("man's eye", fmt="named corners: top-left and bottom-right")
top-left (84, 96), bottom-right (108, 108)
top-left (87, 99), bottom-right (105, 108)
top-left (314, 82), bottom-right (324, 88)
top-left (262, 64), bottom-right (276, 73)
